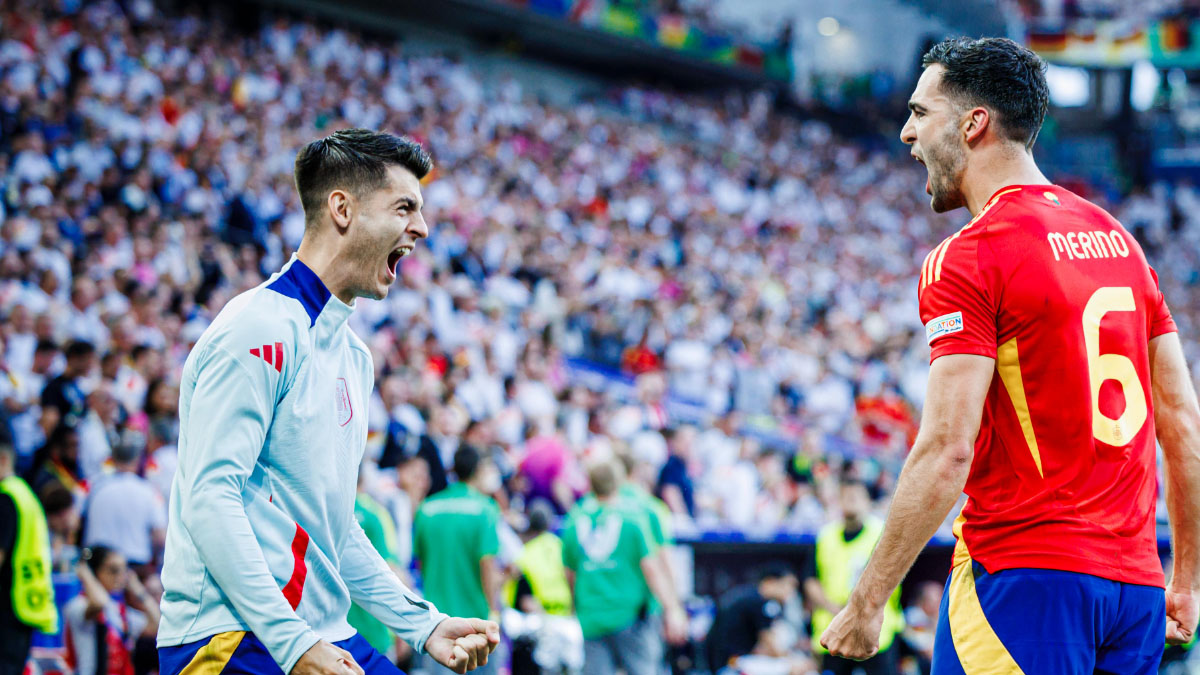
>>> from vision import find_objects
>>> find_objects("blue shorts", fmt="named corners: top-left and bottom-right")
top-left (932, 562), bottom-right (1165, 675)
top-left (159, 631), bottom-right (403, 675)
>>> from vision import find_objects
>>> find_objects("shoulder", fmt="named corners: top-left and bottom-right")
top-left (191, 286), bottom-right (312, 378)
top-left (200, 285), bottom-right (304, 353)
top-left (816, 521), bottom-right (840, 542)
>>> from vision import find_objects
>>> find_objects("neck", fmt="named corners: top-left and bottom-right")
top-left (0, 465), bottom-right (11, 481)
top-left (961, 146), bottom-right (1050, 216)
top-left (296, 235), bottom-right (355, 305)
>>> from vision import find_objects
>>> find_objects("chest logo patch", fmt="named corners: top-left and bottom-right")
top-left (335, 377), bottom-right (353, 427)
top-left (577, 513), bottom-right (623, 562)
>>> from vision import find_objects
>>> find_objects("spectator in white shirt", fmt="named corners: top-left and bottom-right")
top-left (83, 431), bottom-right (165, 569)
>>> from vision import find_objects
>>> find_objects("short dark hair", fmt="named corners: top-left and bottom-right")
top-left (294, 128), bottom-right (433, 226)
top-left (922, 37), bottom-right (1049, 150)
top-left (527, 500), bottom-right (553, 534)
top-left (759, 562), bottom-right (796, 582)
top-left (453, 444), bottom-right (483, 482)
top-left (39, 481), bottom-right (73, 516)
top-left (82, 545), bottom-right (118, 575)
top-left (64, 340), bottom-right (96, 360)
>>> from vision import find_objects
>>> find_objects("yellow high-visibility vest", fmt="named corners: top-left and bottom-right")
top-left (507, 532), bottom-right (573, 616)
top-left (811, 517), bottom-right (903, 653)
top-left (0, 475), bottom-right (59, 633)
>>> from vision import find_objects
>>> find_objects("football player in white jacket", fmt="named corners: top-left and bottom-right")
top-left (157, 129), bottom-right (498, 675)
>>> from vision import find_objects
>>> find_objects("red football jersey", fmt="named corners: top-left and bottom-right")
top-left (919, 184), bottom-right (1175, 587)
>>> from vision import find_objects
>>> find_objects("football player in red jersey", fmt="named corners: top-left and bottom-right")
top-left (819, 37), bottom-right (1200, 674)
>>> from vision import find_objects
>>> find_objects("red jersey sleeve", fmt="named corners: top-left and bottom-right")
top-left (1148, 265), bottom-right (1177, 338)
top-left (918, 232), bottom-right (997, 363)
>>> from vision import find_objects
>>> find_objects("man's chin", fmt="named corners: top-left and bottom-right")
top-left (930, 191), bottom-right (964, 214)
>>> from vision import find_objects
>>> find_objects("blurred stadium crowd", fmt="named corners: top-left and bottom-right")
top-left (1, 0), bottom-right (1198, 674)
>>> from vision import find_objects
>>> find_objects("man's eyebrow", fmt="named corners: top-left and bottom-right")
top-left (908, 101), bottom-right (925, 113)
top-left (392, 196), bottom-right (419, 209)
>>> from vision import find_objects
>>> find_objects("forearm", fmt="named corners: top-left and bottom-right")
top-left (641, 555), bottom-right (681, 612)
top-left (76, 563), bottom-right (109, 619)
top-left (849, 440), bottom-right (971, 612)
top-left (662, 486), bottom-right (687, 515)
top-left (480, 557), bottom-right (502, 615)
top-left (1151, 333), bottom-right (1200, 590)
top-left (1161, 412), bottom-right (1200, 589)
top-left (804, 578), bottom-right (837, 614)
top-left (341, 524), bottom-right (448, 653)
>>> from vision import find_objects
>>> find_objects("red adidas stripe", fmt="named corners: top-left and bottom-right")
top-left (248, 344), bottom-right (284, 372)
top-left (281, 523), bottom-right (310, 610)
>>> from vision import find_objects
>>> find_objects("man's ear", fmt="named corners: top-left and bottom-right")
top-left (962, 107), bottom-right (990, 146)
top-left (328, 189), bottom-right (353, 232)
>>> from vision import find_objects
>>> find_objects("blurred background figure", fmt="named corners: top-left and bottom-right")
top-left (63, 546), bottom-right (159, 675)
top-left (805, 481), bottom-right (904, 675)
top-left (82, 430), bottom-right (165, 576)
top-left (563, 459), bottom-right (686, 675)
top-left (414, 445), bottom-right (504, 675)
top-left (704, 563), bottom-right (814, 675)
top-left (510, 501), bottom-right (573, 618)
top-left (899, 581), bottom-right (942, 675)
top-left (0, 435), bottom-right (58, 675)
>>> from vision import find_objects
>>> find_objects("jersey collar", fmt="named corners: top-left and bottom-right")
top-left (268, 256), bottom-right (354, 329)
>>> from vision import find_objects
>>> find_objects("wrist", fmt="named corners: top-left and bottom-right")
top-left (845, 591), bottom-right (884, 615)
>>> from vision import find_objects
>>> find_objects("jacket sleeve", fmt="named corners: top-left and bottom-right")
top-left (176, 336), bottom-right (320, 672)
top-left (339, 519), bottom-right (448, 654)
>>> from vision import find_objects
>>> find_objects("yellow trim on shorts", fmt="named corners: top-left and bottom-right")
top-left (948, 559), bottom-right (1024, 674)
top-left (180, 631), bottom-right (246, 675)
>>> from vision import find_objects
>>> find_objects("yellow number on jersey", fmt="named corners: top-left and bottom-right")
top-left (1082, 287), bottom-right (1148, 445)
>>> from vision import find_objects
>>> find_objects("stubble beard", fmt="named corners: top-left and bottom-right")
top-left (927, 130), bottom-right (967, 214)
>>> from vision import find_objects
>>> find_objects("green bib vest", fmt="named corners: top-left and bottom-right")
top-left (509, 532), bottom-right (573, 617)
top-left (811, 518), bottom-right (903, 653)
top-left (0, 475), bottom-right (58, 633)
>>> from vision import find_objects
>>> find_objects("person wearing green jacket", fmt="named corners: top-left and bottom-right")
top-left (414, 445), bottom-right (505, 675)
top-left (0, 437), bottom-right (58, 675)
top-left (562, 459), bottom-right (687, 675)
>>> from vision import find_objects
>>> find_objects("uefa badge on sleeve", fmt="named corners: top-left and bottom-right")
top-left (925, 311), bottom-right (964, 344)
